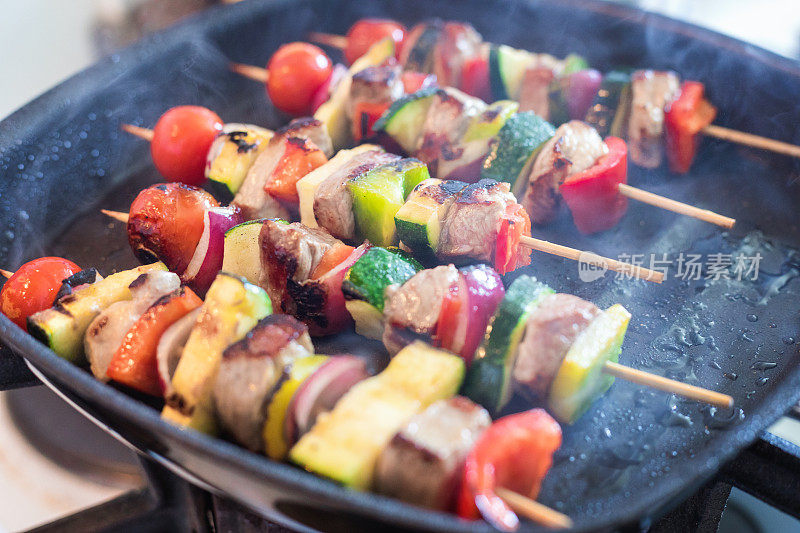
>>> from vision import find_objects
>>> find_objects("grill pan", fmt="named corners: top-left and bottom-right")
top-left (1, 0), bottom-right (800, 531)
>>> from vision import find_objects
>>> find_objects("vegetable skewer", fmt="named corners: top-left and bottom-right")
top-left (307, 22), bottom-right (800, 164)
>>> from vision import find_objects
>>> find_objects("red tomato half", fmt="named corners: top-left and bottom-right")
top-left (150, 106), bottom-right (223, 186)
top-left (267, 43), bottom-right (333, 116)
top-left (0, 257), bottom-right (81, 330)
top-left (345, 19), bottom-right (405, 65)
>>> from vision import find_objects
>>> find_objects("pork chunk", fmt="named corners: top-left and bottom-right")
top-left (627, 70), bottom-right (680, 168)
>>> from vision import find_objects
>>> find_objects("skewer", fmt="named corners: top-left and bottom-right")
top-left (702, 124), bottom-right (800, 160)
top-left (229, 62), bottom-right (269, 83)
top-left (521, 236), bottom-right (663, 283)
top-left (307, 31), bottom-right (349, 50)
top-left (0, 269), bottom-right (13, 279)
top-left (603, 361), bottom-right (733, 408)
top-left (617, 184), bottom-right (735, 229)
top-left (101, 209), bottom-right (130, 223)
top-left (495, 488), bottom-right (573, 529)
top-left (120, 123), bottom-right (154, 142)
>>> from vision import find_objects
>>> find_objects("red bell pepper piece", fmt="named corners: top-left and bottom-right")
top-left (351, 101), bottom-right (392, 143)
top-left (559, 136), bottom-right (628, 235)
top-left (665, 81), bottom-right (717, 174)
top-left (311, 242), bottom-right (355, 279)
top-left (457, 409), bottom-right (562, 531)
top-left (460, 55), bottom-right (491, 102)
top-left (265, 138), bottom-right (328, 204)
top-left (401, 71), bottom-right (437, 94)
top-left (434, 278), bottom-right (465, 355)
top-left (495, 203), bottom-right (532, 275)
top-left (106, 287), bottom-right (203, 396)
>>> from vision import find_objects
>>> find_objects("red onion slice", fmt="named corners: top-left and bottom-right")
top-left (567, 69), bottom-right (603, 120)
top-left (156, 307), bottom-right (201, 396)
top-left (181, 206), bottom-right (242, 295)
top-left (460, 264), bottom-right (506, 365)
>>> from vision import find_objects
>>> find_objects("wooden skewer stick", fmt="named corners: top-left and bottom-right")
top-left (307, 31), bottom-right (349, 50)
top-left (120, 123), bottom-right (154, 142)
top-left (230, 62), bottom-right (269, 83)
top-left (520, 236), bottom-right (663, 283)
top-left (703, 124), bottom-right (800, 160)
top-left (0, 269), bottom-right (13, 279)
top-left (495, 488), bottom-right (573, 530)
top-left (618, 184), bottom-right (735, 229)
top-left (101, 209), bottom-right (129, 224)
top-left (603, 361), bottom-right (734, 408)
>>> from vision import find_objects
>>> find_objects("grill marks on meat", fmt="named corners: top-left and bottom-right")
top-left (439, 179), bottom-right (517, 263)
top-left (513, 293), bottom-right (600, 398)
top-left (382, 265), bottom-right (459, 355)
top-left (348, 64), bottom-right (404, 118)
top-left (628, 70), bottom-right (680, 168)
top-left (522, 120), bottom-right (607, 224)
top-left (85, 271), bottom-right (181, 380)
top-left (374, 397), bottom-right (490, 510)
top-left (259, 219), bottom-right (338, 315)
top-left (213, 315), bottom-right (312, 451)
top-left (313, 150), bottom-right (399, 240)
top-left (233, 118), bottom-right (330, 220)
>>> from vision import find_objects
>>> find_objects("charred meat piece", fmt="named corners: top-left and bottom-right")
top-left (348, 64), bottom-right (405, 119)
top-left (433, 22), bottom-right (483, 88)
top-left (627, 70), bottom-right (680, 168)
top-left (213, 315), bottom-right (312, 452)
top-left (374, 397), bottom-right (491, 510)
top-left (518, 66), bottom-right (555, 118)
top-left (415, 88), bottom-right (486, 175)
top-left (313, 149), bottom-right (399, 240)
top-left (400, 20), bottom-right (444, 74)
top-left (382, 264), bottom-right (459, 355)
top-left (85, 270), bottom-right (180, 380)
top-left (233, 118), bottom-right (331, 220)
top-left (513, 293), bottom-right (600, 398)
top-left (438, 179), bottom-right (517, 264)
top-left (521, 120), bottom-right (607, 224)
top-left (259, 219), bottom-right (339, 314)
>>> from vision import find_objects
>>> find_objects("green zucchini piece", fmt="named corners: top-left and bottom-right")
top-left (584, 70), bottom-right (632, 138)
top-left (562, 53), bottom-right (589, 76)
top-left (342, 247), bottom-right (422, 310)
top-left (488, 44), bottom-right (536, 101)
top-left (394, 178), bottom-right (467, 255)
top-left (463, 100), bottom-right (519, 142)
top-left (221, 218), bottom-right (275, 285)
top-left (372, 87), bottom-right (438, 154)
top-left (348, 158), bottom-right (430, 247)
top-left (461, 275), bottom-right (554, 413)
top-left (27, 263), bottom-right (167, 363)
top-left (548, 304), bottom-right (630, 424)
top-left (206, 125), bottom-right (273, 202)
top-left (480, 111), bottom-right (555, 193)
top-left (344, 300), bottom-right (385, 340)
top-left (403, 22), bottom-right (443, 73)
top-left (162, 272), bottom-right (272, 433)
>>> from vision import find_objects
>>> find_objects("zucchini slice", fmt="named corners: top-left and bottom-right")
top-left (206, 124), bottom-right (273, 202)
top-left (27, 263), bottom-right (166, 363)
top-left (372, 87), bottom-right (438, 154)
top-left (548, 304), bottom-right (631, 424)
top-left (290, 341), bottom-right (464, 490)
top-left (221, 218), bottom-right (275, 285)
top-left (162, 272), bottom-right (272, 433)
top-left (463, 100), bottom-right (519, 142)
top-left (461, 275), bottom-right (554, 413)
top-left (488, 44), bottom-right (537, 101)
top-left (394, 178), bottom-right (467, 255)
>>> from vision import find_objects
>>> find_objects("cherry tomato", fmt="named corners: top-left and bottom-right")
top-left (267, 43), bottom-right (333, 116)
top-left (127, 183), bottom-right (219, 274)
top-left (0, 257), bottom-right (81, 330)
top-left (150, 106), bottom-right (223, 186)
top-left (345, 19), bottom-right (406, 65)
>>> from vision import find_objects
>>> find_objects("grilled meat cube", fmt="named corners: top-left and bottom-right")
top-left (433, 22), bottom-right (483, 88)
top-left (628, 70), bottom-right (680, 168)
top-left (348, 64), bottom-right (405, 119)
top-left (518, 66), bottom-right (555, 118)
top-left (400, 20), bottom-right (444, 74)
top-left (213, 315), bottom-right (313, 451)
top-left (416, 88), bottom-right (486, 175)
top-left (85, 270), bottom-right (180, 380)
top-left (259, 219), bottom-right (339, 314)
top-left (438, 179), bottom-right (517, 264)
top-left (233, 119), bottom-right (331, 220)
top-left (374, 396), bottom-right (490, 510)
top-left (521, 120), bottom-right (607, 224)
top-left (313, 150), bottom-right (399, 240)
top-left (382, 264), bottom-right (459, 355)
top-left (513, 293), bottom-right (600, 398)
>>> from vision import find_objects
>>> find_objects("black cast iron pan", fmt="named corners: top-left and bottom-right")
top-left (1, 0), bottom-right (800, 531)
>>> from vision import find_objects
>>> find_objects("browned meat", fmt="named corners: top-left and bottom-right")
top-left (415, 88), bottom-right (485, 175)
top-left (233, 118), bottom-right (332, 221)
top-left (313, 149), bottom-right (399, 240)
top-left (382, 264), bottom-right (459, 354)
top-left (513, 293), bottom-right (600, 397)
top-left (348, 64), bottom-right (404, 118)
top-left (85, 270), bottom-right (181, 380)
top-left (373, 397), bottom-right (490, 510)
top-left (521, 120), bottom-right (606, 224)
top-left (438, 179), bottom-right (516, 263)
top-left (213, 315), bottom-right (312, 451)
top-left (259, 219), bottom-right (339, 314)
top-left (433, 22), bottom-right (483, 88)
top-left (628, 70), bottom-right (680, 168)
top-left (518, 66), bottom-right (555, 118)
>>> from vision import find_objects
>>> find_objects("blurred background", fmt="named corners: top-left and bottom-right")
top-left (0, 0), bottom-right (799, 531)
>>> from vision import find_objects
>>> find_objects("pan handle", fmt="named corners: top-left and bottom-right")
top-left (720, 431), bottom-right (800, 518)
top-left (0, 344), bottom-right (38, 390)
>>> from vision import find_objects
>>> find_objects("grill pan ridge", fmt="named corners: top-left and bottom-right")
top-left (1, 0), bottom-right (800, 531)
